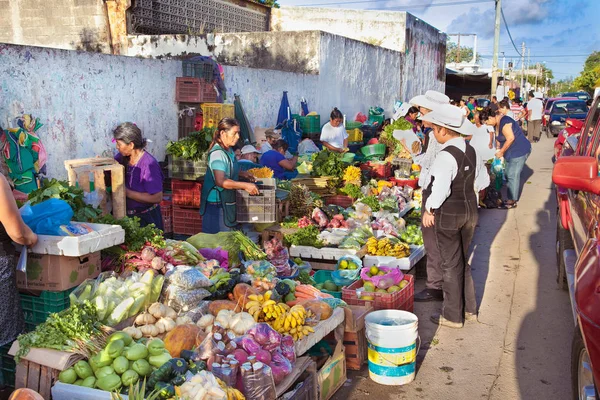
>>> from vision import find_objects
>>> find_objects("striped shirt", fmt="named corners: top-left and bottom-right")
top-left (510, 104), bottom-right (524, 121)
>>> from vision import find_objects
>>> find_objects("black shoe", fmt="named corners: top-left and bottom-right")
top-left (414, 288), bottom-right (443, 302)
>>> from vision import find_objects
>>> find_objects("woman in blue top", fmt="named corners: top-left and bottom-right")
top-left (200, 118), bottom-right (258, 234)
top-left (260, 140), bottom-right (299, 180)
top-left (480, 107), bottom-right (532, 209)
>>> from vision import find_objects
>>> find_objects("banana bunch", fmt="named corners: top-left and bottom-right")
top-left (271, 305), bottom-right (315, 340)
top-left (343, 166), bottom-right (361, 185)
top-left (289, 325), bottom-right (315, 341)
top-left (245, 291), bottom-right (273, 321)
top-left (367, 237), bottom-right (411, 257)
top-left (216, 378), bottom-right (245, 400)
top-left (263, 302), bottom-right (289, 321)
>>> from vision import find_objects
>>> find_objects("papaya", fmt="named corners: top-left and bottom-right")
top-left (164, 324), bottom-right (201, 358)
top-left (232, 283), bottom-right (259, 309)
top-left (208, 300), bottom-right (240, 315)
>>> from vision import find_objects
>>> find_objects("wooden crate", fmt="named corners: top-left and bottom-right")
top-left (64, 158), bottom-right (126, 219)
top-left (343, 329), bottom-right (367, 370)
top-left (260, 224), bottom-right (298, 244)
top-left (15, 359), bottom-right (59, 400)
top-left (277, 199), bottom-right (290, 223)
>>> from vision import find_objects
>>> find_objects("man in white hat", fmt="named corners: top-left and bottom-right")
top-left (420, 104), bottom-right (481, 328)
top-left (409, 90), bottom-right (451, 302)
top-left (238, 145), bottom-right (262, 171)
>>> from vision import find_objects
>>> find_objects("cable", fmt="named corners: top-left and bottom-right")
top-left (296, 0), bottom-right (491, 9)
top-left (500, 7), bottom-right (521, 57)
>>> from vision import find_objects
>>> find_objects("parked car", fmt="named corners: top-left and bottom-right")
top-left (476, 98), bottom-right (490, 110)
top-left (546, 99), bottom-right (589, 137)
top-left (561, 91), bottom-right (592, 102)
top-left (543, 97), bottom-right (578, 131)
top-left (553, 95), bottom-right (600, 400)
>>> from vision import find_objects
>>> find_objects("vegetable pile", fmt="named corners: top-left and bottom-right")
top-left (311, 150), bottom-right (345, 178)
top-left (165, 128), bottom-right (214, 161)
top-left (28, 178), bottom-right (103, 222)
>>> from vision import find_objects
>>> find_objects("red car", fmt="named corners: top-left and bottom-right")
top-left (554, 119), bottom-right (584, 159)
top-left (553, 94), bottom-right (600, 399)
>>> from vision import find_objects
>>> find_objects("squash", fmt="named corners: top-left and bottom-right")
top-left (164, 324), bottom-right (201, 357)
top-left (208, 300), bottom-right (240, 316)
top-left (233, 283), bottom-right (259, 308)
top-left (8, 389), bottom-right (44, 400)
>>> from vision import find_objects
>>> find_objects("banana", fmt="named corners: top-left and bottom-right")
top-left (248, 294), bottom-right (259, 302)
top-left (291, 318), bottom-right (297, 328)
top-left (262, 300), bottom-right (276, 307)
top-left (284, 317), bottom-right (291, 330)
top-left (245, 300), bottom-right (260, 310)
top-left (264, 291), bottom-right (272, 301)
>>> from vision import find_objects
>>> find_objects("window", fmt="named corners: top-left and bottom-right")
top-left (580, 98), bottom-right (600, 156)
top-left (552, 101), bottom-right (588, 114)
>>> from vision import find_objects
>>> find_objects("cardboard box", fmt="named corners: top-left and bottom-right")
top-left (318, 341), bottom-right (346, 400)
top-left (344, 304), bottom-right (373, 332)
top-left (17, 252), bottom-right (101, 291)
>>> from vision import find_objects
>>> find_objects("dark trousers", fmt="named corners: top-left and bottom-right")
top-left (434, 212), bottom-right (478, 323)
top-left (422, 198), bottom-right (443, 290)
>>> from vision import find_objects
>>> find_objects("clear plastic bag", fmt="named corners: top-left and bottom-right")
top-left (240, 363), bottom-right (276, 400)
top-left (360, 266), bottom-right (404, 290)
top-left (183, 301), bottom-right (211, 323)
top-left (332, 255), bottom-right (362, 286)
top-left (166, 266), bottom-right (212, 289)
top-left (163, 285), bottom-right (211, 312)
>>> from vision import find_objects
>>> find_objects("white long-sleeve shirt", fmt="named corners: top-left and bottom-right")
top-left (425, 137), bottom-right (488, 212)
top-left (415, 130), bottom-right (442, 189)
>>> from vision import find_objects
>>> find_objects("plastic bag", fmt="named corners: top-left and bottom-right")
top-left (182, 301), bottom-right (211, 322)
top-left (298, 138), bottom-right (319, 156)
top-left (360, 266), bottom-right (404, 290)
top-left (240, 362), bottom-right (276, 400)
top-left (165, 266), bottom-right (212, 289)
top-left (355, 112), bottom-right (367, 123)
top-left (331, 255), bottom-right (362, 286)
top-left (199, 248), bottom-right (229, 270)
top-left (20, 198), bottom-right (73, 235)
top-left (491, 157), bottom-right (505, 191)
top-left (280, 335), bottom-right (296, 363)
top-left (163, 285), bottom-right (211, 312)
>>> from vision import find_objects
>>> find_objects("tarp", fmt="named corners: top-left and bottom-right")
top-left (277, 91), bottom-right (291, 126)
top-left (234, 94), bottom-right (254, 145)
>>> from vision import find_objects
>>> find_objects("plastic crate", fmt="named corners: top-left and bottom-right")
top-left (19, 288), bottom-right (75, 332)
top-left (324, 195), bottom-right (354, 208)
top-left (160, 200), bottom-right (173, 234)
top-left (342, 274), bottom-right (414, 311)
top-left (178, 103), bottom-right (201, 139)
top-left (201, 103), bottom-right (235, 128)
top-left (390, 177), bottom-right (419, 189)
top-left (172, 206), bottom-right (203, 236)
top-left (236, 181), bottom-right (276, 224)
top-left (301, 115), bottom-right (321, 134)
top-left (346, 121), bottom-right (363, 130)
top-left (392, 158), bottom-right (413, 178)
top-left (347, 128), bottom-right (363, 143)
top-left (176, 77), bottom-right (217, 103)
top-left (182, 60), bottom-right (214, 81)
top-left (171, 179), bottom-right (202, 208)
top-left (168, 155), bottom-right (207, 180)
top-left (360, 162), bottom-right (392, 179)
top-left (313, 270), bottom-right (342, 298)
top-left (0, 343), bottom-right (15, 388)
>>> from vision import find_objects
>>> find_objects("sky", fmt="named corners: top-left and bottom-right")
top-left (277, 0), bottom-right (600, 82)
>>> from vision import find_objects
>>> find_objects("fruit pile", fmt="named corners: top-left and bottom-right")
top-left (245, 291), bottom-right (289, 322)
top-left (297, 216), bottom-right (313, 228)
top-left (315, 280), bottom-right (342, 292)
top-left (400, 224), bottom-right (423, 246)
top-left (338, 258), bottom-right (359, 270)
top-left (359, 267), bottom-right (410, 300)
top-left (270, 304), bottom-right (315, 341)
top-left (366, 237), bottom-right (411, 257)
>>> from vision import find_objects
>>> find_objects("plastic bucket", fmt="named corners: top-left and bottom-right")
top-left (365, 310), bottom-right (418, 385)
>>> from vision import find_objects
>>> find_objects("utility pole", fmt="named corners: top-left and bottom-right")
top-left (520, 42), bottom-right (525, 98)
top-left (527, 48), bottom-right (531, 90)
top-left (535, 63), bottom-right (538, 89)
top-left (490, 0), bottom-right (501, 97)
top-left (456, 34), bottom-right (461, 64)
top-left (501, 52), bottom-right (506, 97)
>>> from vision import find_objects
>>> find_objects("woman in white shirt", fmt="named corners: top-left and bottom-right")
top-left (320, 108), bottom-right (348, 153)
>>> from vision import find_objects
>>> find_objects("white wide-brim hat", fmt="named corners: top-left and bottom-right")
top-left (419, 104), bottom-right (478, 136)
top-left (409, 90), bottom-right (450, 112)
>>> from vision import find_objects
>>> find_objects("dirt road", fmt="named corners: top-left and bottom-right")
top-left (336, 136), bottom-right (573, 399)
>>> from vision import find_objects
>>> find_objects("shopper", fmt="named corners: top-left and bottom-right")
top-left (113, 122), bottom-right (165, 230)
top-left (510, 99), bottom-right (526, 126)
top-left (420, 104), bottom-right (481, 328)
top-left (320, 108), bottom-right (348, 153)
top-left (489, 96), bottom-right (499, 113)
top-left (498, 99), bottom-right (515, 119)
top-left (238, 145), bottom-right (262, 171)
top-left (259, 129), bottom-right (282, 154)
top-left (480, 107), bottom-right (531, 208)
top-left (200, 118), bottom-right (259, 234)
top-left (260, 140), bottom-right (299, 180)
top-left (0, 172), bottom-right (38, 350)
top-left (459, 99), bottom-right (470, 118)
top-left (409, 90), bottom-right (450, 302)
top-left (527, 91), bottom-right (544, 143)
top-left (467, 97), bottom-right (476, 119)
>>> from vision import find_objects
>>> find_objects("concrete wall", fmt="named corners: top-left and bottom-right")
top-left (0, 44), bottom-right (179, 179)
top-left (0, 0), bottom-right (111, 53)
top-left (271, 7), bottom-right (407, 52)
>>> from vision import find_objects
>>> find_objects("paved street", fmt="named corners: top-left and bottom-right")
top-left (336, 135), bottom-right (574, 399)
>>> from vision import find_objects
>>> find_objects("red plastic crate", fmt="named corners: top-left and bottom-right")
top-left (160, 200), bottom-right (173, 233)
top-left (172, 179), bottom-right (202, 208)
top-left (172, 206), bottom-right (202, 236)
top-left (390, 177), bottom-right (419, 189)
top-left (325, 195), bottom-right (354, 208)
top-left (360, 162), bottom-right (392, 179)
top-left (176, 77), bottom-right (217, 103)
top-left (342, 275), bottom-right (414, 311)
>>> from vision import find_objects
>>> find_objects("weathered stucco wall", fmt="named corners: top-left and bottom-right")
top-left (222, 65), bottom-right (319, 129)
top-left (0, 0), bottom-right (111, 53)
top-left (403, 14), bottom-right (446, 100)
top-left (0, 44), bottom-right (179, 179)
top-left (317, 32), bottom-right (402, 120)
top-left (271, 7), bottom-right (407, 52)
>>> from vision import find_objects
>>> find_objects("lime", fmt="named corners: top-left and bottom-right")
top-left (369, 266), bottom-right (380, 276)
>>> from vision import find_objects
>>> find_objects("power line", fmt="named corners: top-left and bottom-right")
top-left (500, 7), bottom-right (521, 56)
top-left (297, 0), bottom-right (492, 9)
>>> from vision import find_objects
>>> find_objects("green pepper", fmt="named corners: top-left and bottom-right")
top-left (73, 360), bottom-right (93, 379)
top-left (154, 382), bottom-right (175, 400)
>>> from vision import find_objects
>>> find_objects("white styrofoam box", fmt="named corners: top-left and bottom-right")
top-left (31, 223), bottom-right (125, 257)
top-left (362, 245), bottom-right (426, 271)
top-left (52, 382), bottom-right (127, 400)
top-left (289, 245), bottom-right (359, 261)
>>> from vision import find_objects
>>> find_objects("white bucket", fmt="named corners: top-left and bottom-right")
top-left (364, 310), bottom-right (419, 385)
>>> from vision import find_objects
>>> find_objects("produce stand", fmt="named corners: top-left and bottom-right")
top-left (295, 307), bottom-right (345, 357)
top-left (289, 245), bottom-right (360, 261)
top-left (30, 223), bottom-right (125, 257)
top-left (363, 245), bottom-right (426, 271)
top-left (275, 356), bottom-right (317, 399)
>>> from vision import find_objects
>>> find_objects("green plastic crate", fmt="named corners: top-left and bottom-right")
top-left (0, 343), bottom-right (15, 388)
top-left (292, 115), bottom-right (321, 135)
top-left (19, 288), bottom-right (75, 332)
top-left (313, 270), bottom-right (342, 298)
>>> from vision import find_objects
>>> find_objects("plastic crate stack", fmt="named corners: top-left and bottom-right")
top-left (171, 179), bottom-right (203, 237)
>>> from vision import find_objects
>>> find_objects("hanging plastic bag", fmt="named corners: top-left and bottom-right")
top-left (360, 266), bottom-right (403, 290)
top-left (20, 198), bottom-right (73, 235)
top-left (491, 157), bottom-right (505, 191)
top-left (331, 255), bottom-right (362, 286)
